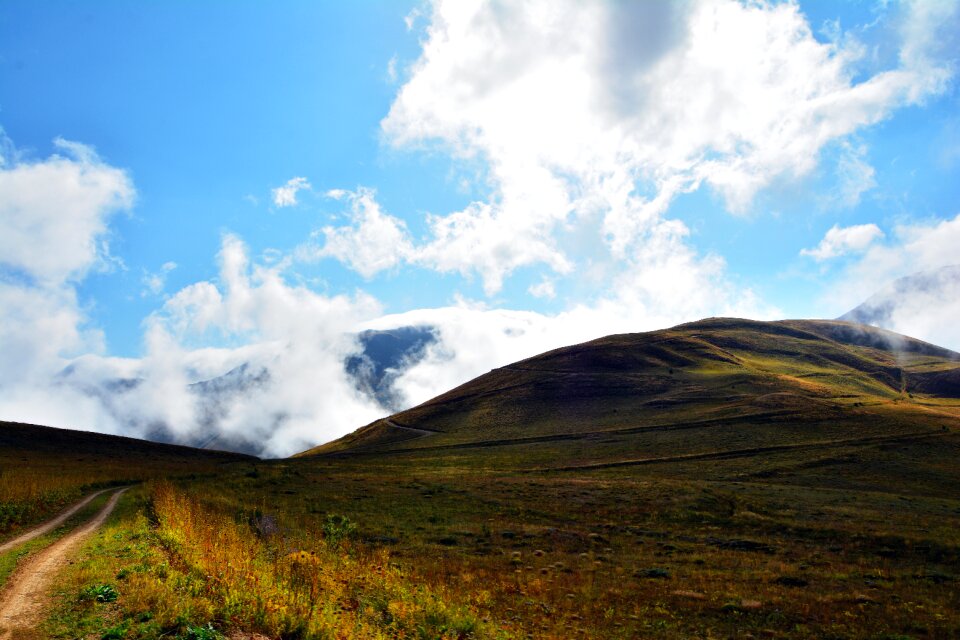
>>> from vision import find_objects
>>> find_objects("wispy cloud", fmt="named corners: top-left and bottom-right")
top-left (141, 261), bottom-right (177, 297)
top-left (271, 176), bottom-right (312, 208)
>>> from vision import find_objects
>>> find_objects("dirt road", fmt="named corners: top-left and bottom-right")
top-left (0, 488), bottom-right (113, 555)
top-left (0, 487), bottom-right (128, 639)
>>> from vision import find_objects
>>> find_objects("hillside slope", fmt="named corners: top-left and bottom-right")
top-left (299, 318), bottom-right (960, 473)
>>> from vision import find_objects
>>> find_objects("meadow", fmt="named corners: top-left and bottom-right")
top-left (38, 438), bottom-right (960, 639)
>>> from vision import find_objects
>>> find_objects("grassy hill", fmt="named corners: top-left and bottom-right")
top-left (300, 318), bottom-right (960, 473)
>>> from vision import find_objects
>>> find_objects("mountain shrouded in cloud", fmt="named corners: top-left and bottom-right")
top-left (840, 265), bottom-right (960, 349)
top-left (0, 0), bottom-right (958, 455)
top-left (811, 214), bottom-right (960, 351)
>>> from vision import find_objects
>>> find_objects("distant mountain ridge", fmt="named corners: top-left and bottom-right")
top-left (345, 326), bottom-right (438, 410)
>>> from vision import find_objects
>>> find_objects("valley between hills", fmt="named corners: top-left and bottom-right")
top-left (1, 318), bottom-right (959, 639)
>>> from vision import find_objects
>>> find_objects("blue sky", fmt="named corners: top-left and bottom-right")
top-left (1, 0), bottom-right (468, 353)
top-left (1, 0), bottom-right (959, 454)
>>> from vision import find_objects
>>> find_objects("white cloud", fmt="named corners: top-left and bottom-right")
top-left (830, 214), bottom-right (960, 291)
top-left (8, 235), bottom-right (388, 457)
top-left (801, 223), bottom-right (885, 261)
top-left (0, 135), bottom-right (133, 388)
top-left (0, 137), bottom-right (134, 285)
top-left (381, 0), bottom-right (956, 293)
top-left (0, 134), bottom-right (385, 456)
top-left (528, 277), bottom-right (555, 300)
top-left (415, 196), bottom-right (573, 295)
top-left (296, 188), bottom-right (414, 279)
top-left (141, 261), bottom-right (177, 297)
top-left (0, 134), bottom-right (134, 429)
top-left (271, 176), bottom-right (312, 208)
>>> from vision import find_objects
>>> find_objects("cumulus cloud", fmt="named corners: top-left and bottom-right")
top-left (10, 234), bottom-right (388, 457)
top-left (271, 176), bottom-right (312, 208)
top-left (296, 188), bottom-right (414, 279)
top-left (0, 135), bottom-right (133, 387)
top-left (0, 133), bottom-right (388, 456)
top-left (0, 136), bottom-right (134, 285)
top-left (379, 0), bottom-right (956, 292)
top-left (801, 223), bottom-right (885, 261)
top-left (127, 234), bottom-right (385, 455)
top-left (0, 134), bottom-right (136, 432)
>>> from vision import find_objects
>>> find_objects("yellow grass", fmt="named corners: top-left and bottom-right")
top-left (143, 481), bottom-right (506, 639)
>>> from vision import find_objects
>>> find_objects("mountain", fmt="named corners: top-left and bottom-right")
top-left (299, 318), bottom-right (960, 475)
top-left (839, 265), bottom-right (960, 348)
top-left (345, 326), bottom-right (438, 410)
top-left (56, 362), bottom-right (273, 456)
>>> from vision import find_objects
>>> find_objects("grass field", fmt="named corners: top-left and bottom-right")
top-left (41, 447), bottom-right (960, 639)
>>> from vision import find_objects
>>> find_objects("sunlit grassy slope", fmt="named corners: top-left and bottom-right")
top-left (301, 318), bottom-right (960, 470)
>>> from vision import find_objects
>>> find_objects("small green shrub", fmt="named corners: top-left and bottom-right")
top-left (100, 620), bottom-right (129, 639)
top-left (322, 513), bottom-right (356, 547)
top-left (180, 623), bottom-right (224, 640)
top-left (81, 583), bottom-right (119, 603)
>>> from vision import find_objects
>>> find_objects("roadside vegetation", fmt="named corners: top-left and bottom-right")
top-left (44, 483), bottom-right (503, 640)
